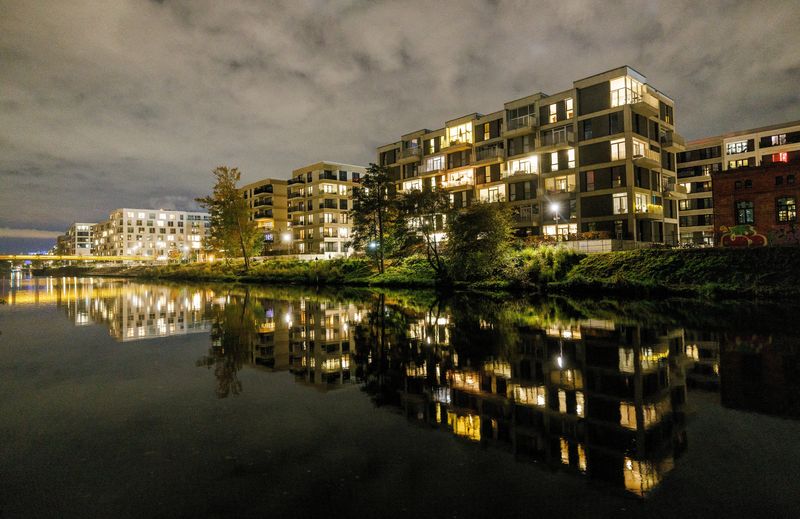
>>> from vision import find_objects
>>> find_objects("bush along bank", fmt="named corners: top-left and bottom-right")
top-left (35, 246), bottom-right (800, 300)
top-left (549, 246), bottom-right (800, 299)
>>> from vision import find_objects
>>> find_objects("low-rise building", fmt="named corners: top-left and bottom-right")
top-left (240, 178), bottom-right (289, 254)
top-left (93, 208), bottom-right (210, 260)
top-left (287, 161), bottom-right (365, 256)
top-left (56, 222), bottom-right (95, 256)
top-left (677, 120), bottom-right (800, 245)
top-left (711, 163), bottom-right (798, 246)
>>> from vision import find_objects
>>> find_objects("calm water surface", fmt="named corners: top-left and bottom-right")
top-left (1, 274), bottom-right (799, 518)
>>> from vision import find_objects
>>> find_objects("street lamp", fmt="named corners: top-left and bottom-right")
top-left (550, 202), bottom-right (560, 241)
top-left (368, 241), bottom-right (378, 251)
top-left (281, 232), bottom-right (292, 255)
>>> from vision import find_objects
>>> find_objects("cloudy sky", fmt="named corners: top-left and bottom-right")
top-left (2, 0), bottom-right (799, 252)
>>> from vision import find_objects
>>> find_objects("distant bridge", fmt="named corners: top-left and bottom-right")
top-left (0, 254), bottom-right (152, 262)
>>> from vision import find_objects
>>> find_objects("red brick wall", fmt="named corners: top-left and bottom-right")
top-left (712, 163), bottom-right (800, 245)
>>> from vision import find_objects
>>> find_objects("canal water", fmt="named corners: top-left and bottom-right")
top-left (1, 275), bottom-right (799, 518)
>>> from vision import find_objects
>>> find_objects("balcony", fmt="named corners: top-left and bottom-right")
top-left (398, 147), bottom-right (422, 164)
top-left (474, 147), bottom-right (504, 164)
top-left (253, 198), bottom-right (273, 207)
top-left (320, 172), bottom-right (338, 181)
top-left (633, 149), bottom-right (661, 169)
top-left (504, 115), bottom-right (537, 138)
top-left (287, 177), bottom-right (305, 185)
top-left (446, 139), bottom-right (473, 153)
top-left (538, 130), bottom-right (576, 153)
top-left (253, 185), bottom-right (273, 195)
top-left (288, 191), bottom-right (303, 199)
top-left (661, 131), bottom-right (686, 152)
top-left (635, 204), bottom-right (664, 219)
top-left (631, 91), bottom-right (660, 118)
top-left (505, 168), bottom-right (537, 179)
top-left (419, 163), bottom-right (445, 174)
top-left (663, 183), bottom-right (688, 200)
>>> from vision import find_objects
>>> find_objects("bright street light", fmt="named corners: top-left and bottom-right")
top-left (281, 232), bottom-right (292, 243)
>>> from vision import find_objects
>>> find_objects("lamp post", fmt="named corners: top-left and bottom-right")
top-left (281, 232), bottom-right (292, 255)
top-left (550, 202), bottom-right (561, 241)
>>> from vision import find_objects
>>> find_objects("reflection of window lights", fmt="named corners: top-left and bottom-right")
top-left (611, 138), bottom-right (626, 160)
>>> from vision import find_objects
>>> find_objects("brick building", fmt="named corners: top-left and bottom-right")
top-left (711, 163), bottom-right (798, 246)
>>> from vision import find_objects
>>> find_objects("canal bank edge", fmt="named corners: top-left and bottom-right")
top-left (29, 247), bottom-right (800, 300)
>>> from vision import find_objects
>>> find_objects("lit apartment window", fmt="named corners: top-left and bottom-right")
top-left (726, 140), bottom-right (748, 154)
top-left (403, 179), bottom-right (422, 191)
top-left (772, 152), bottom-right (789, 163)
top-left (480, 185), bottom-right (505, 203)
top-left (447, 122), bottom-right (472, 145)
top-left (549, 104), bottom-right (557, 124)
top-left (771, 134), bottom-right (787, 146)
top-left (613, 193), bottom-right (628, 214)
top-left (565, 98), bottom-right (574, 118)
top-left (551, 152), bottom-right (559, 171)
top-left (728, 159), bottom-right (749, 169)
top-left (735, 200), bottom-right (754, 224)
top-left (777, 197), bottom-right (797, 222)
top-left (610, 76), bottom-right (643, 107)
top-left (632, 138), bottom-right (648, 158)
top-left (426, 155), bottom-right (444, 172)
top-left (611, 138), bottom-right (626, 160)
top-left (635, 193), bottom-right (648, 212)
top-left (567, 148), bottom-right (575, 168)
top-left (508, 156), bottom-right (537, 175)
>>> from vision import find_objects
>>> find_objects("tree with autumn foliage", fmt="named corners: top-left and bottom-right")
top-left (196, 166), bottom-right (261, 272)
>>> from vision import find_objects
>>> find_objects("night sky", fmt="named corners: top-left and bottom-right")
top-left (2, 0), bottom-right (799, 253)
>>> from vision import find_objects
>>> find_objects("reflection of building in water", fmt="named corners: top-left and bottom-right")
top-left (684, 330), bottom-right (721, 390)
top-left (356, 308), bottom-right (689, 497)
top-left (47, 278), bottom-right (214, 341)
top-left (286, 299), bottom-right (359, 389)
top-left (250, 300), bottom-right (291, 372)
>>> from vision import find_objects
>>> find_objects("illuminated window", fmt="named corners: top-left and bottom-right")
top-left (549, 104), bottom-right (557, 124)
top-left (551, 152), bottom-right (559, 171)
top-left (635, 193), bottom-right (648, 212)
top-left (610, 76), bottom-right (643, 107)
top-left (632, 138), bottom-right (648, 158)
top-left (425, 155), bottom-right (445, 172)
top-left (771, 134), bottom-right (787, 146)
top-left (403, 179), bottom-right (422, 191)
top-left (777, 197), bottom-right (796, 222)
top-left (567, 148), bottom-right (575, 168)
top-left (728, 159), bottom-right (749, 169)
top-left (726, 140), bottom-right (748, 154)
top-left (611, 138), bottom-right (626, 160)
top-left (772, 152), bottom-right (789, 163)
top-left (565, 97), bottom-right (574, 118)
top-left (735, 200), bottom-right (754, 224)
top-left (613, 193), bottom-right (628, 214)
top-left (507, 156), bottom-right (538, 175)
top-left (447, 122), bottom-right (473, 145)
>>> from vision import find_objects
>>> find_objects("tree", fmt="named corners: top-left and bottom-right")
top-left (350, 163), bottom-right (398, 273)
top-left (196, 166), bottom-right (261, 272)
top-left (396, 187), bottom-right (452, 281)
top-left (446, 202), bottom-right (514, 281)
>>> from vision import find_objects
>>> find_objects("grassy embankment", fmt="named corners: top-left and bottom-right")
top-left (36, 246), bottom-right (800, 299)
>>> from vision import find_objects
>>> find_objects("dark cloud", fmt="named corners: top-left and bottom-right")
top-left (1, 0), bottom-right (800, 252)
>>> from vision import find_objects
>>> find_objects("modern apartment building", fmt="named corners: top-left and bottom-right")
top-left (676, 120), bottom-right (800, 245)
top-left (241, 178), bottom-right (289, 254)
top-left (377, 66), bottom-right (684, 244)
top-left (286, 161), bottom-right (365, 256)
top-left (93, 208), bottom-right (210, 260)
top-left (55, 222), bottom-right (95, 256)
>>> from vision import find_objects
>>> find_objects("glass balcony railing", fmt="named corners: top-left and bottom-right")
top-left (508, 115), bottom-right (536, 131)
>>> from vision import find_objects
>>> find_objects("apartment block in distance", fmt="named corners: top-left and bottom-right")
top-left (241, 178), bottom-right (289, 253)
top-left (677, 120), bottom-right (800, 245)
top-left (377, 66), bottom-right (685, 244)
top-left (56, 222), bottom-right (95, 256)
top-left (94, 208), bottom-right (210, 260)
top-left (287, 161), bottom-right (365, 256)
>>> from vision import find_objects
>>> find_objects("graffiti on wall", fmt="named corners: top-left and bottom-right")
top-left (718, 225), bottom-right (768, 247)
